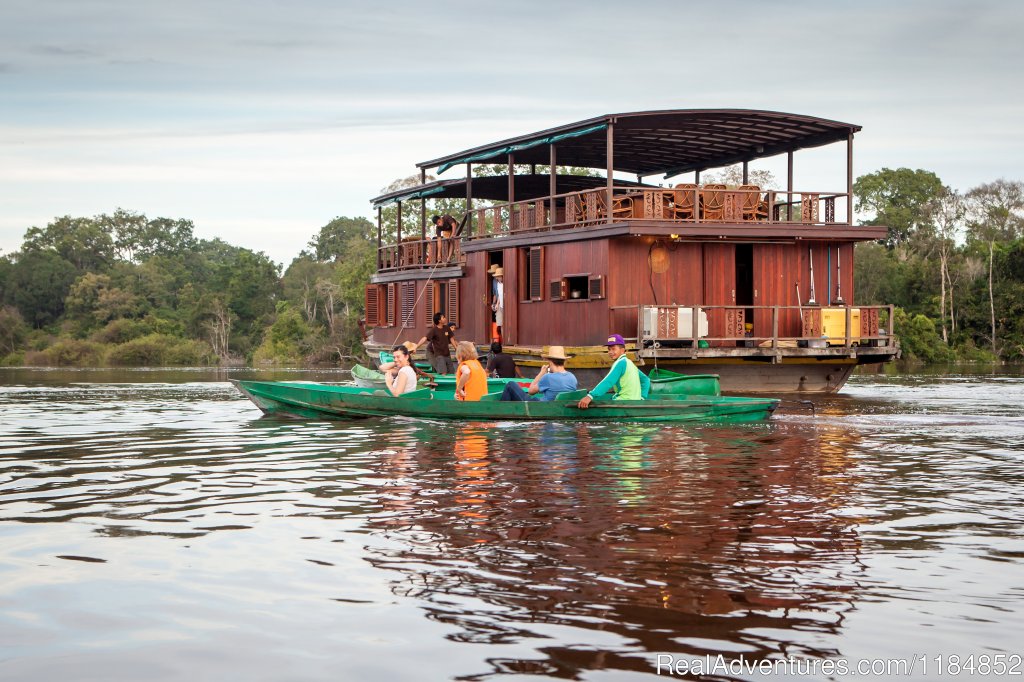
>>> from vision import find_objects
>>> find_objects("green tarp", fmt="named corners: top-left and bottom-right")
top-left (436, 123), bottom-right (608, 174)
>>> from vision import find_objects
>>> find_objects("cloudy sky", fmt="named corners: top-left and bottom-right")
top-left (2, 0), bottom-right (1021, 265)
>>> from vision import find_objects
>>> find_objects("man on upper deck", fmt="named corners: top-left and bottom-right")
top-left (577, 334), bottom-right (650, 408)
top-left (431, 214), bottom-right (458, 262)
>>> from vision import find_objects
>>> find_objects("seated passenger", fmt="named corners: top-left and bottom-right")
top-left (454, 341), bottom-right (487, 402)
top-left (500, 346), bottom-right (577, 401)
top-left (486, 341), bottom-right (523, 378)
top-left (577, 334), bottom-right (650, 408)
top-left (384, 344), bottom-right (418, 396)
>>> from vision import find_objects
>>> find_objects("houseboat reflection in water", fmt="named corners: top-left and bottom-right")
top-left (367, 419), bottom-right (866, 677)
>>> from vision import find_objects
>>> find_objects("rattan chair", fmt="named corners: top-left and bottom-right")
top-left (672, 183), bottom-right (698, 220)
top-left (701, 184), bottom-right (727, 220)
top-left (738, 184), bottom-right (768, 221)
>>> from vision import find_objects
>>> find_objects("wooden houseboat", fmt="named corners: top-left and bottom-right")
top-left (363, 110), bottom-right (899, 392)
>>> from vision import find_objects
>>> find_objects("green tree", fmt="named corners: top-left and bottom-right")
top-left (854, 168), bottom-right (945, 248)
top-left (965, 180), bottom-right (1024, 355)
top-left (22, 215), bottom-right (116, 273)
top-left (307, 216), bottom-right (375, 261)
top-left (0, 305), bottom-right (28, 355)
top-left (6, 250), bottom-right (78, 326)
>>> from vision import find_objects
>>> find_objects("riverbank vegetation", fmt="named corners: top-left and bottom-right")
top-left (0, 170), bottom-right (1021, 367)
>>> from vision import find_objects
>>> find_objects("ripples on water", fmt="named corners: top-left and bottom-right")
top-left (1, 368), bottom-right (1022, 680)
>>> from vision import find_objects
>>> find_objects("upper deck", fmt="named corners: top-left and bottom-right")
top-left (370, 109), bottom-right (883, 273)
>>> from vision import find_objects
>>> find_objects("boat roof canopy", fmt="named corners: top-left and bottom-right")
top-left (371, 174), bottom-right (654, 207)
top-left (418, 109), bottom-right (861, 178)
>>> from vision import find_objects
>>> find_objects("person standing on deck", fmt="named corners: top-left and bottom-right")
top-left (454, 341), bottom-right (487, 402)
top-left (491, 267), bottom-right (505, 341)
top-left (577, 334), bottom-right (650, 409)
top-left (431, 214), bottom-right (457, 262)
top-left (412, 312), bottom-right (457, 374)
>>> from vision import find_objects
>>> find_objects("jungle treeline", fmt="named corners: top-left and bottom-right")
top-left (0, 168), bottom-right (1022, 367)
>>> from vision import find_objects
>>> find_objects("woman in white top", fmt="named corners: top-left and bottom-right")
top-left (384, 345), bottom-right (417, 396)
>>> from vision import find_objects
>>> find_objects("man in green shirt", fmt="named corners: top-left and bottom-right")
top-left (578, 333), bottom-right (650, 408)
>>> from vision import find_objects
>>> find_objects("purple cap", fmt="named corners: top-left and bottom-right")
top-left (605, 333), bottom-right (626, 346)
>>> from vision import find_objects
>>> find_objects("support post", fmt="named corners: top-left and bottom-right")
top-left (508, 153), bottom-right (515, 230)
top-left (466, 163), bottom-right (473, 235)
top-left (549, 144), bottom-right (557, 225)
top-left (847, 132), bottom-right (854, 225)
top-left (742, 161), bottom-right (749, 185)
top-left (772, 306), bottom-right (779, 349)
top-left (606, 120), bottom-right (614, 224)
top-left (845, 306), bottom-right (852, 348)
top-left (377, 206), bottom-right (382, 269)
top-left (786, 151), bottom-right (794, 221)
top-left (396, 200), bottom-right (402, 243)
top-left (420, 169), bottom-right (427, 241)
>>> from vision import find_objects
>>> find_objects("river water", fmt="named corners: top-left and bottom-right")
top-left (1, 367), bottom-right (1022, 681)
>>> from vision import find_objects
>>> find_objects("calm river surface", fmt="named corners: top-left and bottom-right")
top-left (1, 367), bottom-right (1022, 681)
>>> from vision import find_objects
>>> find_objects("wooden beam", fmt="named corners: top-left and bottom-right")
top-left (420, 169), bottom-right (426, 240)
top-left (787, 151), bottom-right (794, 221)
top-left (847, 132), bottom-right (854, 225)
top-left (606, 121), bottom-right (614, 224)
top-left (549, 144), bottom-right (557, 226)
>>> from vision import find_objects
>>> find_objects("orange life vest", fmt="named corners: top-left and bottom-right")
top-left (456, 359), bottom-right (487, 401)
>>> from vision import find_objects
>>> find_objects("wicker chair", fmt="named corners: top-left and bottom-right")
top-left (701, 184), bottom-right (727, 220)
top-left (738, 184), bottom-right (768, 221)
top-left (672, 183), bottom-right (698, 220)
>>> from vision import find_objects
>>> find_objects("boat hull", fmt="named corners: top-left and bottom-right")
top-left (233, 381), bottom-right (778, 423)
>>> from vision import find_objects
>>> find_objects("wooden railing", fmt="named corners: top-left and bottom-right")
top-left (461, 186), bottom-right (852, 238)
top-left (377, 185), bottom-right (854, 271)
top-left (377, 236), bottom-right (463, 271)
top-left (620, 304), bottom-right (896, 351)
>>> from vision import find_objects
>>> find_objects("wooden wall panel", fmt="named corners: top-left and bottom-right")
top-left (703, 243), bottom-right (736, 345)
top-left (753, 244), bottom-right (802, 338)
top-left (804, 241), bottom-right (856, 308)
top-left (513, 240), bottom-right (610, 346)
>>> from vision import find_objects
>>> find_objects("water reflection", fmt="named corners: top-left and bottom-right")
top-left (2, 369), bottom-right (1023, 681)
top-left (362, 419), bottom-right (868, 676)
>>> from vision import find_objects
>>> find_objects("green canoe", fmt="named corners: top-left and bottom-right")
top-left (233, 381), bottom-right (778, 423)
top-left (350, 363), bottom-right (528, 391)
top-left (645, 368), bottom-right (721, 396)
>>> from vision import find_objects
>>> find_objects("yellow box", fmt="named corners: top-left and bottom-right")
top-left (821, 308), bottom-right (861, 345)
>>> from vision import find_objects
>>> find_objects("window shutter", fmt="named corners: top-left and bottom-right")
top-left (549, 280), bottom-right (564, 301)
top-left (386, 283), bottom-right (396, 327)
top-left (588, 275), bottom-right (605, 300)
top-left (447, 278), bottom-right (459, 327)
top-left (529, 247), bottom-right (543, 301)
top-left (365, 285), bottom-right (380, 326)
top-left (401, 282), bottom-right (416, 328)
top-left (424, 282), bottom-right (435, 326)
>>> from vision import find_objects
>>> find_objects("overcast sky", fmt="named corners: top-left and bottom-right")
top-left (2, 0), bottom-right (1021, 265)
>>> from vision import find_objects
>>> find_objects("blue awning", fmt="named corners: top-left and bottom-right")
top-left (436, 123), bottom-right (608, 175)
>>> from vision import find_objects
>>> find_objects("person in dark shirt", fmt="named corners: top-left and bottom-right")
top-left (431, 214), bottom-right (458, 262)
top-left (486, 342), bottom-right (522, 378)
top-left (412, 312), bottom-right (457, 374)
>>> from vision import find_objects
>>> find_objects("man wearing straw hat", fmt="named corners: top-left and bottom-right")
top-left (498, 346), bottom-right (577, 401)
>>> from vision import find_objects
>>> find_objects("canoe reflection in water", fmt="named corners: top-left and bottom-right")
top-left (367, 419), bottom-right (866, 677)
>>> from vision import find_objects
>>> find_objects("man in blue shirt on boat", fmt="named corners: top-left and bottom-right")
top-left (499, 346), bottom-right (577, 401)
top-left (578, 334), bottom-right (650, 408)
